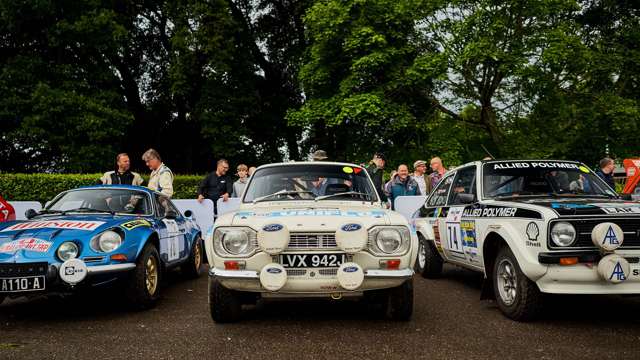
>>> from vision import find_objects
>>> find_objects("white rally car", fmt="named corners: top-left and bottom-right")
top-left (205, 162), bottom-right (417, 322)
top-left (413, 159), bottom-right (640, 321)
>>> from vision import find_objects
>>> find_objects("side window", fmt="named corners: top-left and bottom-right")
top-left (448, 166), bottom-right (477, 205)
top-left (155, 194), bottom-right (178, 218)
top-left (427, 175), bottom-right (454, 207)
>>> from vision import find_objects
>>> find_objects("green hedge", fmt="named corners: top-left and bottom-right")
top-left (0, 173), bottom-right (204, 204)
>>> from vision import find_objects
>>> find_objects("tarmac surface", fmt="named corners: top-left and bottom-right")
top-left (1, 264), bottom-right (639, 360)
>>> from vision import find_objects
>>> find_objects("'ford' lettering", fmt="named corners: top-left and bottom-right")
top-left (343, 266), bottom-right (359, 273)
top-left (263, 224), bottom-right (283, 232)
top-left (341, 224), bottom-right (362, 232)
top-left (266, 268), bottom-right (282, 274)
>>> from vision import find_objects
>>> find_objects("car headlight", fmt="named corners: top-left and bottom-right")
top-left (369, 226), bottom-right (411, 255)
top-left (57, 242), bottom-right (79, 261)
top-left (551, 222), bottom-right (576, 247)
top-left (98, 230), bottom-right (123, 252)
top-left (214, 227), bottom-right (257, 256)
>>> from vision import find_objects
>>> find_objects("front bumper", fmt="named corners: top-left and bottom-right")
top-left (209, 267), bottom-right (414, 295)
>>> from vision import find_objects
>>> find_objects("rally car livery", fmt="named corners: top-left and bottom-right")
top-left (413, 159), bottom-right (639, 321)
top-left (205, 162), bottom-right (417, 322)
top-left (0, 185), bottom-right (203, 308)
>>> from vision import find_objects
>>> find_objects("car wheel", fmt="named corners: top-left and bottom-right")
top-left (492, 246), bottom-right (543, 321)
top-left (415, 236), bottom-right (443, 279)
top-left (126, 243), bottom-right (161, 310)
top-left (209, 277), bottom-right (242, 323)
top-left (182, 236), bottom-right (204, 279)
top-left (384, 278), bottom-right (414, 321)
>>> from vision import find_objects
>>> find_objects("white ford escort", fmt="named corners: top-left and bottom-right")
top-left (413, 159), bottom-right (640, 321)
top-left (205, 162), bottom-right (417, 322)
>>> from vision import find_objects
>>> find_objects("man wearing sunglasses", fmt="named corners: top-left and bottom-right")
top-left (197, 159), bottom-right (233, 218)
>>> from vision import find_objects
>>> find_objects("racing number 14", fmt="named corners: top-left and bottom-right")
top-left (446, 223), bottom-right (464, 253)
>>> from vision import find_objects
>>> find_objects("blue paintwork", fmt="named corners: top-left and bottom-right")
top-left (0, 185), bottom-right (200, 292)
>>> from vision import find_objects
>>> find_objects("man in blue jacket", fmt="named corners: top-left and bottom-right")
top-left (388, 164), bottom-right (421, 210)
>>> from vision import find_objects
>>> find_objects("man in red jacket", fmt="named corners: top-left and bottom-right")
top-left (0, 195), bottom-right (16, 222)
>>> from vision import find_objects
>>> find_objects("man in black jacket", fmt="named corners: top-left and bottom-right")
top-left (595, 157), bottom-right (616, 190)
top-left (197, 159), bottom-right (233, 217)
top-left (366, 152), bottom-right (387, 203)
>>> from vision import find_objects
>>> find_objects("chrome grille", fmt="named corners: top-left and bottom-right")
top-left (286, 269), bottom-right (307, 277)
top-left (288, 233), bottom-right (337, 249)
top-left (318, 268), bottom-right (338, 276)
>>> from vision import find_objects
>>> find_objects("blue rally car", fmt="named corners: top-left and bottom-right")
top-left (0, 185), bottom-right (203, 309)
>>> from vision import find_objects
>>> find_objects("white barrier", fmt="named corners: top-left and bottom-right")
top-left (393, 196), bottom-right (427, 222)
top-left (217, 197), bottom-right (241, 216)
top-left (9, 201), bottom-right (42, 220)
top-left (172, 199), bottom-right (214, 234)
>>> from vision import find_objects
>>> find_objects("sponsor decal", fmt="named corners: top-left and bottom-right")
top-left (121, 219), bottom-right (152, 231)
top-left (433, 222), bottom-right (443, 253)
top-left (262, 223), bottom-right (284, 232)
top-left (0, 238), bottom-right (53, 253)
top-left (266, 267), bottom-right (282, 274)
top-left (343, 266), bottom-right (359, 273)
top-left (602, 226), bottom-right (620, 246)
top-left (633, 269), bottom-right (639, 276)
top-left (551, 203), bottom-right (595, 209)
top-left (526, 222), bottom-right (541, 247)
top-left (342, 166), bottom-right (354, 174)
top-left (462, 207), bottom-right (517, 218)
top-left (1, 220), bottom-right (105, 232)
top-left (341, 223), bottom-right (362, 232)
top-left (610, 262), bottom-right (627, 282)
top-left (237, 210), bottom-right (385, 218)
top-left (461, 221), bottom-right (477, 249)
top-left (601, 207), bottom-right (640, 214)
top-left (492, 162), bottom-right (580, 170)
top-left (579, 166), bottom-right (590, 173)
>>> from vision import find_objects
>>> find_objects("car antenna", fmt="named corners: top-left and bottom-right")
top-left (481, 144), bottom-right (496, 160)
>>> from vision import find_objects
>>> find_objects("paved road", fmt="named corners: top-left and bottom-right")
top-left (1, 265), bottom-right (639, 360)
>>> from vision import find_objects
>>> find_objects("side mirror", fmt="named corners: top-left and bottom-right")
top-left (183, 210), bottom-right (193, 218)
top-left (25, 209), bottom-right (38, 219)
top-left (456, 193), bottom-right (475, 204)
top-left (165, 209), bottom-right (178, 219)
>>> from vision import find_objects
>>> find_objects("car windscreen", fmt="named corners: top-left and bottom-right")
top-left (47, 189), bottom-right (153, 215)
top-left (243, 164), bottom-right (377, 203)
top-left (483, 161), bottom-right (617, 199)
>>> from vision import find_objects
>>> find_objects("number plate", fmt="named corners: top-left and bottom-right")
top-left (0, 276), bottom-right (46, 293)
top-left (280, 253), bottom-right (346, 268)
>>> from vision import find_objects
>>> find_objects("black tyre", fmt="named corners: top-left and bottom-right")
top-left (415, 236), bottom-right (443, 279)
top-left (182, 236), bottom-right (204, 279)
top-left (384, 278), bottom-right (414, 321)
top-left (0, 295), bottom-right (5, 305)
top-left (492, 246), bottom-right (543, 321)
top-left (209, 277), bottom-right (242, 323)
top-left (126, 243), bottom-right (161, 310)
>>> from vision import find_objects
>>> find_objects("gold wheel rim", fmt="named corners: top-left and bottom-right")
top-left (194, 241), bottom-right (202, 270)
top-left (145, 256), bottom-right (158, 295)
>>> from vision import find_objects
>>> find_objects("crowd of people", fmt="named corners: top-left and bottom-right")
top-left (98, 148), bottom-right (620, 215)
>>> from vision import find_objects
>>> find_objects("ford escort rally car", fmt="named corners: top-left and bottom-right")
top-left (0, 185), bottom-right (203, 309)
top-left (413, 159), bottom-right (640, 321)
top-left (205, 162), bottom-right (417, 322)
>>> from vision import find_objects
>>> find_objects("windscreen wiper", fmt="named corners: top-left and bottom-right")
top-left (315, 191), bottom-right (372, 201)
top-left (252, 190), bottom-right (315, 203)
top-left (62, 207), bottom-right (115, 215)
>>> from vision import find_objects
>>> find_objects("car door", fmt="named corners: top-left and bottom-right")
top-left (442, 166), bottom-right (481, 266)
top-left (416, 174), bottom-right (454, 259)
top-left (155, 194), bottom-right (187, 264)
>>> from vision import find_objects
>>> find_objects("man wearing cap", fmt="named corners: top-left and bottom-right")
top-left (312, 150), bottom-right (328, 161)
top-left (366, 152), bottom-right (387, 203)
top-left (412, 160), bottom-right (428, 195)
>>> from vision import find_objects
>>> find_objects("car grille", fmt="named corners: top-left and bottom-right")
top-left (549, 218), bottom-right (640, 249)
top-left (287, 233), bottom-right (337, 249)
top-left (0, 262), bottom-right (48, 277)
top-left (285, 268), bottom-right (339, 277)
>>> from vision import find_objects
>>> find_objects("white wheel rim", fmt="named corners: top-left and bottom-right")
top-left (418, 241), bottom-right (426, 269)
top-left (497, 258), bottom-right (517, 306)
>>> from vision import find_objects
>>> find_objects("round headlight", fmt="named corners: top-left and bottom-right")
top-left (551, 222), bottom-right (576, 247)
top-left (57, 242), bottom-right (79, 261)
top-left (376, 229), bottom-right (402, 254)
top-left (222, 230), bottom-right (250, 255)
top-left (98, 231), bottom-right (122, 252)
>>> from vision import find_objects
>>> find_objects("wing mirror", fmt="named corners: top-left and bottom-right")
top-left (619, 193), bottom-right (633, 201)
top-left (183, 210), bottom-right (193, 218)
top-left (25, 209), bottom-right (38, 219)
top-left (456, 193), bottom-right (475, 204)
